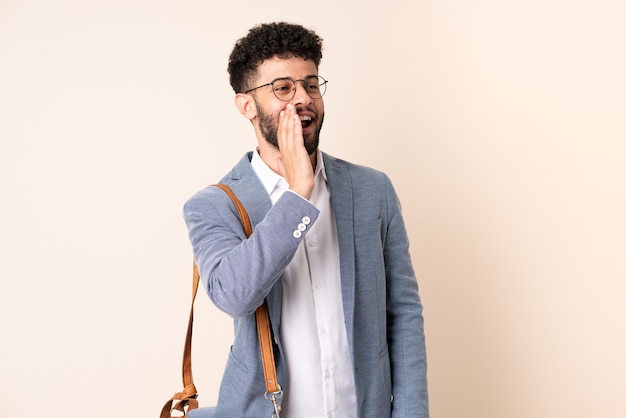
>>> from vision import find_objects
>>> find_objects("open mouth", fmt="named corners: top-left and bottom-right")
top-left (300, 115), bottom-right (313, 129)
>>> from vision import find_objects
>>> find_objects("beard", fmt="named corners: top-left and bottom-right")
top-left (257, 103), bottom-right (324, 155)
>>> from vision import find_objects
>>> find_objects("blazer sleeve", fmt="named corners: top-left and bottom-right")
top-left (183, 188), bottom-right (320, 317)
top-left (382, 176), bottom-right (429, 418)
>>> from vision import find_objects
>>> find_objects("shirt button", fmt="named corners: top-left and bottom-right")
top-left (320, 328), bottom-right (327, 335)
top-left (315, 283), bottom-right (321, 290)
top-left (308, 240), bottom-right (317, 247)
top-left (293, 230), bottom-right (302, 239)
top-left (297, 223), bottom-right (306, 232)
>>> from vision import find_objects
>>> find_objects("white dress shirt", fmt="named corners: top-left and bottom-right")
top-left (251, 149), bottom-right (357, 418)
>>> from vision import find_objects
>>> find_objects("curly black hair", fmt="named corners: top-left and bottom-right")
top-left (228, 22), bottom-right (323, 93)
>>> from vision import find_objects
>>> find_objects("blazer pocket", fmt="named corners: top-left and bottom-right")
top-left (378, 344), bottom-right (392, 389)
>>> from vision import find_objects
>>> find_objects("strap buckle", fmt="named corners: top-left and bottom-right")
top-left (265, 387), bottom-right (283, 418)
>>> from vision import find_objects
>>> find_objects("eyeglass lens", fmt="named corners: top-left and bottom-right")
top-left (272, 76), bottom-right (326, 101)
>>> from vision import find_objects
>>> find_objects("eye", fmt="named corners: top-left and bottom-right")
top-left (272, 80), bottom-right (294, 95)
top-left (274, 85), bottom-right (291, 92)
top-left (305, 76), bottom-right (323, 91)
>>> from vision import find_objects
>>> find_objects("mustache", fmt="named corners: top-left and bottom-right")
top-left (295, 106), bottom-right (317, 116)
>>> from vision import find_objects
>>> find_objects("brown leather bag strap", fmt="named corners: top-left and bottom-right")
top-left (213, 183), bottom-right (253, 237)
top-left (162, 183), bottom-right (281, 418)
top-left (212, 184), bottom-right (280, 395)
top-left (183, 262), bottom-right (200, 388)
top-left (160, 263), bottom-right (200, 418)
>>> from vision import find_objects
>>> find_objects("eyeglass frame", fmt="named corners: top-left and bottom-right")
top-left (243, 75), bottom-right (328, 101)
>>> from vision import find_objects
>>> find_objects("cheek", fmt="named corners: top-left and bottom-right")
top-left (315, 100), bottom-right (325, 115)
top-left (257, 101), bottom-right (284, 122)
top-left (269, 105), bottom-right (287, 121)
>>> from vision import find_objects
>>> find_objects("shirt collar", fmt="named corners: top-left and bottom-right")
top-left (251, 148), bottom-right (327, 202)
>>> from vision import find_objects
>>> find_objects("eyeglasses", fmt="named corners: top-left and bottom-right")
top-left (244, 75), bottom-right (328, 101)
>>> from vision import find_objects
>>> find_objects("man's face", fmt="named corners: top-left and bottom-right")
top-left (250, 57), bottom-right (325, 155)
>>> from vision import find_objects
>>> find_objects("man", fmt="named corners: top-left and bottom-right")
top-left (184, 22), bottom-right (428, 418)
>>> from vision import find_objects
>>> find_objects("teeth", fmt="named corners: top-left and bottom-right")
top-left (299, 115), bottom-right (312, 121)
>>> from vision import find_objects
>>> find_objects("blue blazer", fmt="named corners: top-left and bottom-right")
top-left (183, 152), bottom-right (428, 418)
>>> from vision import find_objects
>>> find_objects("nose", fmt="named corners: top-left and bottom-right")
top-left (290, 80), bottom-right (312, 105)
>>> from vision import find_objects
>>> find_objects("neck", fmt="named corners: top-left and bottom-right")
top-left (258, 143), bottom-right (317, 176)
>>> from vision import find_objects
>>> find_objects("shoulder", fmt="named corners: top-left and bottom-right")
top-left (183, 152), bottom-right (254, 215)
top-left (183, 152), bottom-right (273, 225)
top-left (323, 152), bottom-right (394, 190)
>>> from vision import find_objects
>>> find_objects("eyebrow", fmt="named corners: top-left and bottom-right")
top-left (272, 74), bottom-right (318, 81)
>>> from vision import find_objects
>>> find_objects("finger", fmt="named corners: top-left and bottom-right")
top-left (291, 111), bottom-right (303, 145)
top-left (278, 105), bottom-right (296, 150)
top-left (277, 109), bottom-right (291, 151)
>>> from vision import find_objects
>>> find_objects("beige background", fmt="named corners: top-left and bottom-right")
top-left (1, 1), bottom-right (625, 417)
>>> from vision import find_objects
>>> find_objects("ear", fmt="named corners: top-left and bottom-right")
top-left (235, 93), bottom-right (257, 120)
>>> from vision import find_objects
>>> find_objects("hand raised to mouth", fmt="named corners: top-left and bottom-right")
top-left (276, 103), bottom-right (315, 200)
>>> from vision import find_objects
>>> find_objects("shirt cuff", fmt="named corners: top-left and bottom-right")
top-left (285, 189), bottom-right (310, 202)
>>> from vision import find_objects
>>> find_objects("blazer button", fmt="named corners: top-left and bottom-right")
top-left (293, 230), bottom-right (302, 239)
top-left (302, 216), bottom-right (311, 225)
top-left (297, 223), bottom-right (307, 232)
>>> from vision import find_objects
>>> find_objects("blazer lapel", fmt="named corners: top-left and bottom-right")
top-left (226, 152), bottom-right (272, 227)
top-left (323, 153), bottom-right (356, 356)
